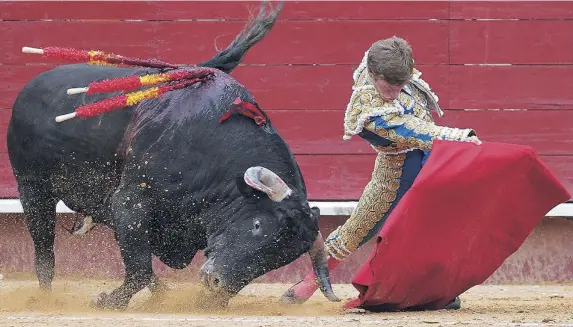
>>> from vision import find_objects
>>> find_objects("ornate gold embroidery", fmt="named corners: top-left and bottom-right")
top-left (324, 153), bottom-right (405, 260)
top-left (343, 87), bottom-right (403, 140)
top-left (398, 92), bottom-right (414, 111)
top-left (365, 114), bottom-right (475, 154)
top-left (408, 85), bottom-right (434, 122)
top-left (358, 88), bottom-right (385, 107)
top-left (355, 67), bottom-right (371, 87)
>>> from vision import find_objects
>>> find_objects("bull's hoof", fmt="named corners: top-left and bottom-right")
top-left (192, 288), bottom-right (232, 310)
top-left (280, 286), bottom-right (310, 305)
top-left (90, 292), bottom-right (129, 311)
top-left (149, 279), bottom-right (169, 297)
top-left (443, 296), bottom-right (461, 310)
top-left (38, 286), bottom-right (52, 294)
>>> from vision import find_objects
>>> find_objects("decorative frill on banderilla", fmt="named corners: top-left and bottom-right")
top-left (21, 46), bottom-right (217, 122)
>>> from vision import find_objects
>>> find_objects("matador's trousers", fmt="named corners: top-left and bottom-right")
top-left (324, 149), bottom-right (427, 260)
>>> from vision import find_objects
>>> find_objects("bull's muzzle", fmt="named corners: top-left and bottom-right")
top-left (200, 256), bottom-right (224, 291)
top-left (196, 256), bottom-right (235, 308)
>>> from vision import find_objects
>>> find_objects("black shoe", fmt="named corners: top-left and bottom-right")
top-left (443, 296), bottom-right (461, 310)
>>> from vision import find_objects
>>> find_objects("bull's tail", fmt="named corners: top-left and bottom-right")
top-left (199, 1), bottom-right (284, 74)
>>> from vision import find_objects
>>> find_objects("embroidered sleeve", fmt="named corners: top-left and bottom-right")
top-left (365, 112), bottom-right (477, 151)
top-left (343, 87), bottom-right (404, 139)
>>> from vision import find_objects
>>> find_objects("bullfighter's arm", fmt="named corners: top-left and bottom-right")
top-left (343, 67), bottom-right (480, 148)
top-left (364, 110), bottom-right (478, 151)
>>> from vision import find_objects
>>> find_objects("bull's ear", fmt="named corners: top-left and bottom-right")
top-left (236, 175), bottom-right (265, 202)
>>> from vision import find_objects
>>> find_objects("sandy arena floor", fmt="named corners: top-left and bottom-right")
top-left (1, 278), bottom-right (573, 326)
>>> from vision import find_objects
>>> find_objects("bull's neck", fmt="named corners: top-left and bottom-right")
top-left (191, 183), bottom-right (245, 235)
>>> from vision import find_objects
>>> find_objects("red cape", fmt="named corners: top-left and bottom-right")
top-left (344, 140), bottom-right (571, 312)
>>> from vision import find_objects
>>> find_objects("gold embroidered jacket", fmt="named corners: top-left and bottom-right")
top-left (343, 51), bottom-right (476, 154)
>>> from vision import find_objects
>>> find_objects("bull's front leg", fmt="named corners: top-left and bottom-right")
top-left (92, 191), bottom-right (154, 310)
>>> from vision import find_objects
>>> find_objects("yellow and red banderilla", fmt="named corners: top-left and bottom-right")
top-left (66, 68), bottom-right (214, 95)
top-left (55, 74), bottom-right (215, 123)
top-left (21, 45), bottom-right (218, 123)
top-left (22, 46), bottom-right (181, 69)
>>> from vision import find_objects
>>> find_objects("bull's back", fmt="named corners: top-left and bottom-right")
top-left (7, 64), bottom-right (158, 213)
top-left (129, 71), bottom-right (302, 196)
top-left (138, 71), bottom-right (280, 155)
top-left (8, 64), bottom-right (156, 166)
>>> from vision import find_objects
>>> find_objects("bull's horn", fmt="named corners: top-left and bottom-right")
top-left (308, 232), bottom-right (340, 302)
top-left (244, 166), bottom-right (292, 202)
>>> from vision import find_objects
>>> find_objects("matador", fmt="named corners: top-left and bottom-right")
top-left (281, 36), bottom-right (481, 306)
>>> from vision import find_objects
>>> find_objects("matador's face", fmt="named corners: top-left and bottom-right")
top-left (373, 78), bottom-right (407, 102)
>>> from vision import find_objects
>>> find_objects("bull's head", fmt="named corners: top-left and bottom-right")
top-left (199, 166), bottom-right (339, 305)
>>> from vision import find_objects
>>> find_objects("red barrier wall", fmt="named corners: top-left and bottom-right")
top-left (0, 215), bottom-right (573, 283)
top-left (0, 1), bottom-right (572, 199)
top-left (0, 1), bottom-right (572, 283)
top-left (1, 214), bottom-right (573, 284)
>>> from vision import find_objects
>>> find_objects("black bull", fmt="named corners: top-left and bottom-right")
top-left (6, 1), bottom-right (340, 309)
